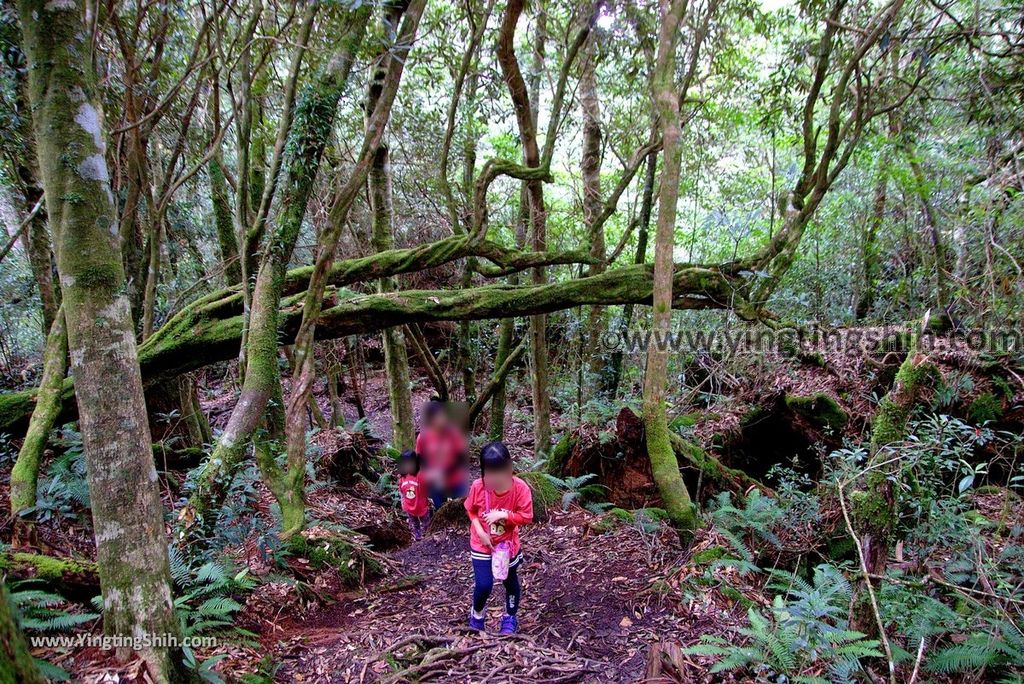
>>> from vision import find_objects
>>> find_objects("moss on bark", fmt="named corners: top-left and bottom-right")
top-left (0, 581), bottom-right (44, 684)
top-left (546, 432), bottom-right (577, 476)
top-left (668, 433), bottom-right (765, 496)
top-left (1, 259), bottom-right (746, 435)
top-left (17, 2), bottom-right (191, 678)
top-left (10, 308), bottom-right (67, 518)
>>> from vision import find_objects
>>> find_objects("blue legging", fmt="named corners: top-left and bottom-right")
top-left (472, 553), bottom-right (522, 615)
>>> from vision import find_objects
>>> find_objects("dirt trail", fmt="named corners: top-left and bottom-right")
top-left (269, 509), bottom-right (731, 683)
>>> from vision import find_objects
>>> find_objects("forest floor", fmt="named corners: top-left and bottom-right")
top-left (4, 331), bottom-right (1022, 682)
top-left (241, 493), bottom-right (747, 683)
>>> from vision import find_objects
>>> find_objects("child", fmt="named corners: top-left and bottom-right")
top-left (464, 441), bottom-right (533, 634)
top-left (397, 450), bottom-right (429, 541)
top-left (416, 400), bottom-right (469, 508)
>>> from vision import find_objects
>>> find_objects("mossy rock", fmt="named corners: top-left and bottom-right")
top-left (968, 392), bottom-right (1003, 424)
top-left (963, 510), bottom-right (996, 529)
top-left (784, 393), bottom-right (848, 432)
top-left (590, 506), bottom-right (666, 534)
top-left (635, 507), bottom-right (668, 522)
top-left (286, 533), bottom-right (382, 588)
top-left (609, 507), bottom-right (634, 522)
top-left (427, 497), bottom-right (468, 532)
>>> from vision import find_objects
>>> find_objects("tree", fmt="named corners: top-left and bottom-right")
top-left (16, 1), bottom-right (190, 680)
top-left (642, 0), bottom-right (711, 540)
top-left (0, 582), bottom-right (44, 684)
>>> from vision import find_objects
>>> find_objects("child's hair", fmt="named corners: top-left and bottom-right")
top-left (398, 449), bottom-right (419, 474)
top-left (479, 441), bottom-right (512, 485)
top-left (423, 399), bottom-right (446, 423)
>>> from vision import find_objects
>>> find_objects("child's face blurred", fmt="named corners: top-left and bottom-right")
top-left (399, 459), bottom-right (416, 476)
top-left (426, 411), bottom-right (449, 431)
top-left (483, 465), bottom-right (513, 493)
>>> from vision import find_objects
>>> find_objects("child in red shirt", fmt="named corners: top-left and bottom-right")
top-left (397, 450), bottom-right (429, 541)
top-left (416, 400), bottom-right (469, 508)
top-left (464, 441), bottom-right (533, 634)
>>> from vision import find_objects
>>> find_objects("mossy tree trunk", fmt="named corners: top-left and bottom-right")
top-left (0, 18), bottom-right (62, 336)
top-left (643, 0), bottom-right (705, 541)
top-left (275, 0), bottom-right (423, 537)
top-left (0, 248), bottom-right (753, 437)
top-left (209, 155), bottom-right (241, 286)
top-left (183, 8), bottom-right (370, 538)
top-left (852, 340), bottom-right (932, 633)
top-left (17, 1), bottom-right (190, 680)
top-left (489, 317), bottom-right (516, 440)
top-left (498, 0), bottom-right (551, 457)
top-left (607, 151), bottom-right (655, 399)
top-left (581, 36), bottom-right (608, 399)
top-left (855, 163), bottom-right (887, 320)
top-left (0, 581), bottom-right (44, 684)
top-left (366, 0), bottom-right (417, 451)
top-left (9, 305), bottom-right (66, 532)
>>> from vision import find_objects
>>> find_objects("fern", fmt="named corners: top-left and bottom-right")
top-left (684, 565), bottom-right (881, 682)
top-left (542, 472), bottom-right (607, 510)
top-left (172, 560), bottom-right (256, 642)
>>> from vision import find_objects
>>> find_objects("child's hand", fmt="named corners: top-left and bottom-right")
top-left (483, 509), bottom-right (508, 526)
top-left (472, 518), bottom-right (494, 549)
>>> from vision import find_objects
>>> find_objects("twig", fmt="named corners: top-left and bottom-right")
top-left (907, 635), bottom-right (927, 684)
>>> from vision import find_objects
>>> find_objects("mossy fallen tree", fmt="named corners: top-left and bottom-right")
top-left (668, 432), bottom-right (767, 496)
top-left (0, 552), bottom-right (99, 604)
top-left (0, 256), bottom-right (748, 433)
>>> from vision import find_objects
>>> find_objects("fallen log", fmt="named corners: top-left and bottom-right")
top-left (669, 432), bottom-right (767, 496)
top-left (1, 260), bottom-right (748, 433)
top-left (0, 551), bottom-right (99, 604)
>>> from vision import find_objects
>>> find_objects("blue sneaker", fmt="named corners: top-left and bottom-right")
top-left (499, 614), bottom-right (518, 634)
top-left (468, 610), bottom-right (485, 631)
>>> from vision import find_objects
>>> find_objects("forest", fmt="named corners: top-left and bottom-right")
top-left (0, 0), bottom-right (1021, 680)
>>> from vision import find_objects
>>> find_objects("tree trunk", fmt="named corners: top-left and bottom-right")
top-left (405, 324), bottom-right (449, 401)
top-left (371, 143), bottom-right (416, 451)
top-left (489, 317), bottom-right (516, 441)
top-left (9, 306), bottom-right (66, 527)
top-left (182, 8), bottom-right (370, 537)
top-left (0, 253), bottom-right (750, 436)
top-left (856, 164), bottom-right (887, 320)
top-left (141, 210), bottom-right (166, 340)
top-left (468, 335), bottom-right (527, 430)
top-left (852, 336), bottom-right (932, 634)
top-left (607, 151), bottom-right (656, 398)
top-left (11, 63), bottom-right (60, 336)
top-left (0, 581), bottom-right (45, 684)
top-left (209, 156), bottom-right (241, 286)
top-left (498, 0), bottom-right (551, 457)
top-left (581, 36), bottom-right (607, 398)
top-left (643, 0), bottom-right (698, 541)
top-left (17, 1), bottom-right (190, 679)
top-left (904, 139), bottom-right (952, 317)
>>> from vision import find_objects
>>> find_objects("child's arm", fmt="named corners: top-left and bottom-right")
top-left (471, 517), bottom-right (493, 549)
top-left (464, 487), bottom-right (493, 548)
top-left (505, 484), bottom-right (533, 526)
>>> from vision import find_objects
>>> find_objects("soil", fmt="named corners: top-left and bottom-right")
top-left (264, 507), bottom-right (741, 683)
